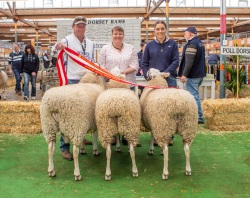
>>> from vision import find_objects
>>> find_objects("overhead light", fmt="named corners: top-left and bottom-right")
top-left (10, 29), bottom-right (26, 31)
top-left (49, 28), bottom-right (57, 31)
top-left (40, 38), bottom-right (50, 40)
top-left (178, 28), bottom-right (186, 30)
top-left (1, 40), bottom-right (11, 42)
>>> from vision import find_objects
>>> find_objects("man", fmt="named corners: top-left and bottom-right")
top-left (55, 16), bottom-right (94, 161)
top-left (178, 26), bottom-right (206, 124)
top-left (208, 53), bottom-right (220, 65)
top-left (8, 43), bottom-right (24, 96)
top-left (43, 51), bottom-right (51, 69)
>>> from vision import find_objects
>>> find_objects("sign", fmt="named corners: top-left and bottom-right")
top-left (221, 46), bottom-right (250, 56)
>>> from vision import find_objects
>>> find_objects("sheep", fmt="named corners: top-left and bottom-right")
top-left (0, 70), bottom-right (8, 100)
top-left (40, 71), bottom-right (105, 181)
top-left (140, 68), bottom-right (198, 180)
top-left (95, 67), bottom-right (141, 180)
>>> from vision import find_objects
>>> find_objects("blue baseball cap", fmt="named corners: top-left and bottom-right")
top-left (184, 26), bottom-right (197, 34)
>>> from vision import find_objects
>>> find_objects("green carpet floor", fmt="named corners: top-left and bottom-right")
top-left (0, 128), bottom-right (249, 198)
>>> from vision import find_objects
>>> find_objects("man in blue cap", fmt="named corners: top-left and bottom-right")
top-left (178, 26), bottom-right (206, 124)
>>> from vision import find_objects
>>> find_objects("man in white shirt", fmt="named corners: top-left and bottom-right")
top-left (55, 16), bottom-right (95, 160)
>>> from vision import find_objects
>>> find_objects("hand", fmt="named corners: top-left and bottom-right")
top-left (55, 42), bottom-right (65, 50)
top-left (9, 69), bottom-right (13, 75)
top-left (161, 72), bottom-right (170, 78)
top-left (31, 72), bottom-right (36, 76)
top-left (20, 73), bottom-right (23, 77)
top-left (180, 76), bottom-right (187, 83)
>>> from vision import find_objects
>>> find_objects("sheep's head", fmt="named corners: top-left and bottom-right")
top-left (146, 68), bottom-right (169, 87)
top-left (105, 67), bottom-right (129, 89)
top-left (147, 68), bottom-right (170, 80)
top-left (79, 71), bottom-right (103, 85)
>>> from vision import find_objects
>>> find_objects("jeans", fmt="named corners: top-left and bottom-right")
top-left (12, 68), bottom-right (22, 92)
top-left (166, 75), bottom-right (177, 87)
top-left (185, 78), bottom-right (204, 122)
top-left (60, 79), bottom-right (80, 152)
top-left (23, 72), bottom-right (36, 97)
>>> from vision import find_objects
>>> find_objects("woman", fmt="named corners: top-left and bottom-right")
top-left (98, 26), bottom-right (139, 90)
top-left (98, 26), bottom-right (140, 146)
top-left (141, 20), bottom-right (179, 87)
top-left (20, 44), bottom-right (40, 100)
top-left (141, 20), bottom-right (179, 146)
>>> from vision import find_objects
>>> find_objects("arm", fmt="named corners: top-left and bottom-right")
top-left (35, 55), bottom-right (40, 72)
top-left (20, 55), bottom-right (24, 76)
top-left (123, 47), bottom-right (139, 75)
top-left (97, 47), bottom-right (106, 69)
top-left (180, 43), bottom-right (197, 82)
top-left (164, 41), bottom-right (179, 74)
top-left (7, 53), bottom-right (13, 74)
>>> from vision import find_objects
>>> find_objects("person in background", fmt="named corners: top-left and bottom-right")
top-left (20, 44), bottom-right (39, 101)
top-left (137, 42), bottom-right (146, 97)
top-left (137, 42), bottom-right (146, 76)
top-left (8, 43), bottom-right (24, 96)
top-left (141, 20), bottom-right (179, 146)
top-left (178, 26), bottom-right (206, 124)
top-left (208, 53), bottom-right (220, 65)
top-left (54, 16), bottom-right (94, 161)
top-left (51, 50), bottom-right (58, 67)
top-left (98, 25), bottom-right (141, 146)
top-left (43, 51), bottom-right (51, 69)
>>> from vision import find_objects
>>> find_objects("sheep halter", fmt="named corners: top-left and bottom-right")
top-left (56, 47), bottom-right (169, 89)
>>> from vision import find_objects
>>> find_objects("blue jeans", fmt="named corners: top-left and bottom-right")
top-left (12, 68), bottom-right (22, 91)
top-left (60, 79), bottom-right (80, 152)
top-left (166, 75), bottom-right (177, 87)
top-left (185, 78), bottom-right (204, 122)
top-left (23, 72), bottom-right (36, 97)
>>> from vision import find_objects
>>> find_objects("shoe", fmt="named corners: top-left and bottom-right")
top-left (18, 91), bottom-right (22, 96)
top-left (83, 139), bottom-right (92, 145)
top-left (122, 136), bottom-right (128, 145)
top-left (153, 139), bottom-right (158, 146)
top-left (136, 143), bottom-right (142, 147)
top-left (23, 96), bottom-right (28, 101)
top-left (61, 150), bottom-right (73, 161)
top-left (111, 136), bottom-right (117, 146)
top-left (31, 96), bottom-right (36, 100)
top-left (168, 139), bottom-right (174, 146)
top-left (198, 120), bottom-right (204, 124)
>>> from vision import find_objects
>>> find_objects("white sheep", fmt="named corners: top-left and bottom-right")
top-left (140, 68), bottom-right (198, 180)
top-left (0, 70), bottom-right (8, 100)
top-left (40, 72), bottom-right (105, 181)
top-left (95, 67), bottom-right (141, 180)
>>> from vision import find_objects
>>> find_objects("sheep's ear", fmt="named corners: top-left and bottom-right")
top-left (160, 72), bottom-right (170, 78)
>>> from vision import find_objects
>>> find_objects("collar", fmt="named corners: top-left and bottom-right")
top-left (13, 50), bottom-right (20, 54)
top-left (154, 37), bottom-right (169, 44)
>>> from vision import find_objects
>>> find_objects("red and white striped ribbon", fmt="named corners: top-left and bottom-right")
top-left (56, 47), bottom-right (169, 89)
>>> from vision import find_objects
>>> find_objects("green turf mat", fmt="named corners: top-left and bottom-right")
top-left (0, 130), bottom-right (249, 198)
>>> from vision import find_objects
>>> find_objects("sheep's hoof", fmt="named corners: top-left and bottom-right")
top-left (105, 174), bottom-right (111, 181)
top-left (0, 96), bottom-right (1, 100)
top-left (133, 172), bottom-right (138, 177)
top-left (93, 149), bottom-right (99, 156)
top-left (116, 147), bottom-right (121, 152)
top-left (48, 170), bottom-right (56, 177)
top-left (186, 171), bottom-right (192, 176)
top-left (148, 149), bottom-right (154, 155)
top-left (80, 150), bottom-right (86, 155)
top-left (162, 173), bottom-right (168, 180)
top-left (75, 175), bottom-right (82, 181)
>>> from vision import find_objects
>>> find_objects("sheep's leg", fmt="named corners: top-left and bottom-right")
top-left (184, 142), bottom-right (191, 176)
top-left (105, 144), bottom-right (112, 181)
top-left (116, 134), bottom-right (121, 152)
top-left (129, 143), bottom-right (138, 177)
top-left (73, 144), bottom-right (82, 181)
top-left (162, 145), bottom-right (169, 180)
top-left (92, 130), bottom-right (99, 156)
top-left (148, 134), bottom-right (154, 155)
top-left (48, 140), bottom-right (56, 177)
top-left (80, 139), bottom-right (86, 155)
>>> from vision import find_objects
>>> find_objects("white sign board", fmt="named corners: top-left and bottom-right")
top-left (57, 19), bottom-right (141, 51)
top-left (221, 46), bottom-right (250, 56)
